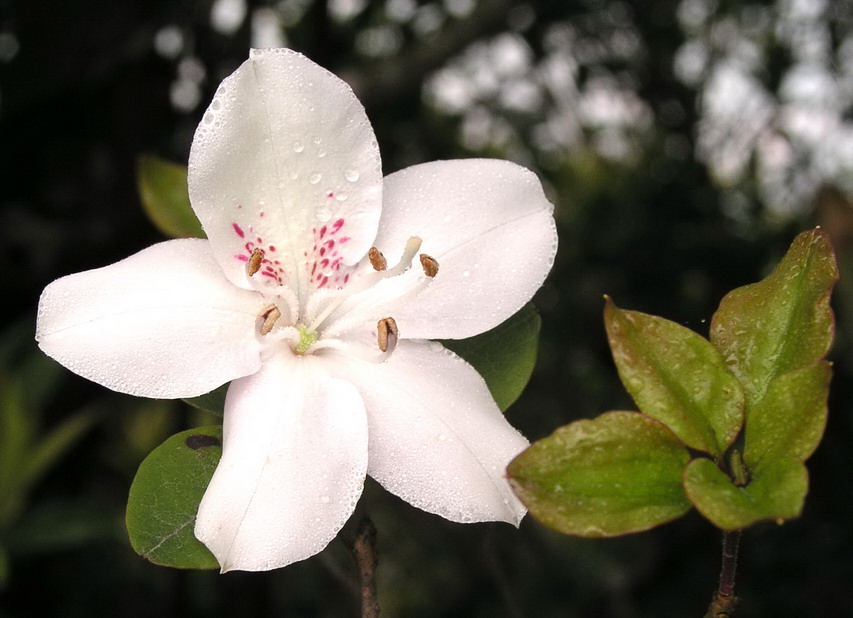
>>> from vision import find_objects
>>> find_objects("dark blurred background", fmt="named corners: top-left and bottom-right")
top-left (2, 0), bottom-right (853, 616)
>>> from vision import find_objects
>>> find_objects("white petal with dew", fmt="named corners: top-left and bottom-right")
top-left (370, 158), bottom-right (558, 340)
top-left (195, 352), bottom-right (368, 572)
top-left (36, 239), bottom-right (265, 399)
top-left (188, 48), bottom-right (383, 298)
top-left (330, 339), bottom-right (528, 526)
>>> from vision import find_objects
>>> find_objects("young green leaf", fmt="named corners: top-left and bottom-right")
top-left (743, 361), bottom-right (831, 470)
top-left (183, 383), bottom-right (228, 417)
top-left (710, 228), bottom-right (838, 407)
top-left (604, 299), bottom-right (744, 457)
top-left (126, 426), bottom-right (222, 570)
top-left (442, 303), bottom-right (541, 412)
top-left (137, 155), bottom-right (205, 239)
top-left (508, 411), bottom-right (692, 537)
top-left (683, 457), bottom-right (807, 530)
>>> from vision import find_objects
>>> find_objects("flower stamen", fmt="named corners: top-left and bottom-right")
top-left (258, 304), bottom-right (281, 335)
top-left (247, 248), bottom-right (265, 276)
top-left (419, 254), bottom-right (439, 277)
top-left (377, 316), bottom-right (398, 353)
top-left (368, 247), bottom-right (387, 271)
top-left (307, 237), bottom-right (423, 333)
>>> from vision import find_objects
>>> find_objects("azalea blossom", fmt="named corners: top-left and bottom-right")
top-left (35, 49), bottom-right (557, 572)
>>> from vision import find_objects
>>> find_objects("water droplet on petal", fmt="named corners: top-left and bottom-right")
top-left (345, 167), bottom-right (360, 182)
top-left (292, 141), bottom-right (304, 153)
top-left (309, 172), bottom-right (322, 184)
top-left (317, 207), bottom-right (332, 222)
top-left (317, 148), bottom-right (327, 158)
top-left (335, 192), bottom-right (348, 202)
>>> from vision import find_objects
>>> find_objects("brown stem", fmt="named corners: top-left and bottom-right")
top-left (349, 517), bottom-right (381, 618)
top-left (704, 529), bottom-right (742, 618)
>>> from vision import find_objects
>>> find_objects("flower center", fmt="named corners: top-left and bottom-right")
top-left (294, 325), bottom-right (318, 355)
top-left (246, 237), bottom-right (438, 359)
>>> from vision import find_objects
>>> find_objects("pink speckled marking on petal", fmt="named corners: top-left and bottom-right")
top-left (305, 219), bottom-right (358, 290)
top-left (230, 215), bottom-right (287, 285)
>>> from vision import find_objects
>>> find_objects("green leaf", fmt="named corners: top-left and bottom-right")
top-left (710, 228), bottom-right (838, 407)
top-left (683, 456), bottom-right (807, 530)
top-left (744, 361), bottom-right (831, 470)
top-left (126, 426), bottom-right (222, 570)
top-left (137, 155), bottom-right (205, 239)
top-left (604, 299), bottom-right (744, 457)
top-left (508, 411), bottom-right (692, 537)
top-left (442, 303), bottom-right (541, 411)
top-left (182, 383), bottom-right (228, 417)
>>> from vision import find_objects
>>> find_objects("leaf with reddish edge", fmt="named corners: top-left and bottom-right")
top-left (507, 411), bottom-right (692, 537)
top-left (710, 228), bottom-right (838, 409)
top-left (683, 457), bottom-right (807, 530)
top-left (137, 155), bottom-right (205, 240)
top-left (604, 299), bottom-right (744, 458)
top-left (744, 361), bottom-right (831, 470)
top-left (126, 426), bottom-right (221, 569)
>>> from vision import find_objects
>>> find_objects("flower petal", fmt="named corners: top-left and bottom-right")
top-left (330, 340), bottom-right (528, 525)
top-left (188, 49), bottom-right (383, 297)
top-left (371, 158), bottom-right (557, 339)
top-left (36, 239), bottom-right (265, 398)
top-left (195, 353), bottom-right (368, 572)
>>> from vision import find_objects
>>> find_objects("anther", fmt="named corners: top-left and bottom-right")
top-left (368, 247), bottom-right (387, 271)
top-left (419, 254), bottom-right (439, 277)
top-left (247, 248), bottom-right (265, 276)
top-left (377, 317), bottom-right (398, 353)
top-left (259, 304), bottom-right (281, 335)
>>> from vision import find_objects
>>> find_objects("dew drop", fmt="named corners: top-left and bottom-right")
top-left (317, 148), bottom-right (327, 158)
top-left (316, 207), bottom-right (332, 222)
top-left (292, 141), bottom-right (304, 153)
top-left (462, 270), bottom-right (470, 277)
top-left (309, 172), bottom-right (322, 184)
top-left (345, 167), bottom-right (360, 182)
top-left (312, 135), bottom-right (321, 144)
top-left (335, 192), bottom-right (348, 202)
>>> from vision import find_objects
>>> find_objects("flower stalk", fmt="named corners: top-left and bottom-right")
top-left (348, 517), bottom-right (381, 618)
top-left (705, 529), bottom-right (742, 618)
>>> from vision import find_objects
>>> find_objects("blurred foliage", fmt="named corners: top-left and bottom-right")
top-left (2, 0), bottom-right (853, 616)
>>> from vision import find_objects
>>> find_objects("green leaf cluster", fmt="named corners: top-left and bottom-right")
top-left (509, 229), bottom-right (838, 535)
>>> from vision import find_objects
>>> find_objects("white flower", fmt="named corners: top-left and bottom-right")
top-left (35, 49), bottom-right (557, 572)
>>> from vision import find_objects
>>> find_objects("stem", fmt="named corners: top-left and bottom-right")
top-left (349, 517), bottom-right (381, 618)
top-left (704, 529), bottom-right (742, 618)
